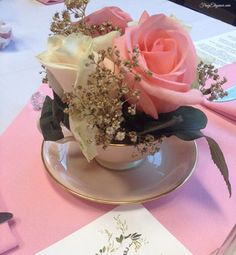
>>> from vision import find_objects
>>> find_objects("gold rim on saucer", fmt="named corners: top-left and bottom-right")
top-left (41, 136), bottom-right (198, 204)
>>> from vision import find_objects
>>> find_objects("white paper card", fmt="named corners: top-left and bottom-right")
top-left (36, 204), bottom-right (192, 255)
top-left (195, 30), bottom-right (236, 68)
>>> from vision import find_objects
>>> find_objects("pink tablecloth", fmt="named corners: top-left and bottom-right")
top-left (0, 84), bottom-right (236, 255)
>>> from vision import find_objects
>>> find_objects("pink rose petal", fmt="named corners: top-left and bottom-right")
top-left (142, 38), bottom-right (177, 74)
top-left (139, 11), bottom-right (150, 24)
top-left (140, 79), bottom-right (204, 112)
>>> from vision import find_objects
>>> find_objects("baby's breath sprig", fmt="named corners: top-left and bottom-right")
top-left (197, 61), bottom-right (227, 101)
top-left (65, 0), bottom-right (89, 13)
top-left (50, 0), bottom-right (121, 37)
top-left (63, 47), bottom-right (154, 149)
top-left (64, 48), bottom-right (137, 147)
top-left (63, 47), bottom-right (162, 156)
top-left (85, 22), bottom-right (122, 36)
top-left (50, 0), bottom-right (89, 36)
top-left (123, 47), bottom-right (153, 82)
top-left (132, 135), bottom-right (163, 157)
top-left (39, 65), bottom-right (48, 83)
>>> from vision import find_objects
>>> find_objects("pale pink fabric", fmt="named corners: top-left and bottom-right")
top-left (113, 14), bottom-right (203, 118)
top-left (0, 84), bottom-right (235, 255)
top-left (0, 200), bottom-right (18, 254)
top-left (36, 0), bottom-right (63, 5)
top-left (202, 62), bottom-right (236, 122)
top-left (0, 223), bottom-right (18, 254)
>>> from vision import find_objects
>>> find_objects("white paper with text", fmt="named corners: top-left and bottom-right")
top-left (195, 30), bottom-right (236, 68)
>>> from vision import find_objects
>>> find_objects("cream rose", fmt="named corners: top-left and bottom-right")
top-left (37, 31), bottom-right (120, 97)
top-left (37, 31), bottom-right (120, 161)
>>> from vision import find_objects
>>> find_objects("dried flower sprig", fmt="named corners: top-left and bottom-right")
top-left (65, 0), bottom-right (89, 12)
top-left (50, 0), bottom-right (88, 37)
top-left (50, 0), bottom-right (121, 37)
top-left (39, 65), bottom-right (48, 84)
top-left (50, 10), bottom-right (73, 36)
top-left (133, 135), bottom-right (163, 157)
top-left (64, 47), bottom-right (141, 148)
top-left (62, 47), bottom-right (163, 157)
top-left (197, 61), bottom-right (228, 101)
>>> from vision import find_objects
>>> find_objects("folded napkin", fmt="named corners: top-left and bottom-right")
top-left (202, 63), bottom-right (236, 121)
top-left (0, 222), bottom-right (18, 254)
top-left (36, 0), bottom-right (64, 5)
top-left (0, 205), bottom-right (18, 254)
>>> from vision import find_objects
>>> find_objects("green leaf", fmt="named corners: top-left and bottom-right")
top-left (123, 106), bottom-right (207, 141)
top-left (53, 92), bottom-right (70, 130)
top-left (163, 106), bottom-right (207, 131)
top-left (205, 136), bottom-right (232, 197)
top-left (125, 234), bottom-right (131, 239)
top-left (122, 105), bottom-right (209, 152)
top-left (115, 234), bottom-right (124, 243)
top-left (40, 96), bottom-right (64, 141)
top-left (138, 115), bottom-right (183, 135)
top-left (131, 233), bottom-right (142, 240)
top-left (115, 237), bottom-right (120, 243)
top-left (173, 131), bottom-right (231, 197)
top-left (39, 94), bottom-right (69, 141)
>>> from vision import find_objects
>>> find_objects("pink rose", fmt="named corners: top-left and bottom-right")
top-left (113, 13), bottom-right (203, 118)
top-left (84, 6), bottom-right (132, 33)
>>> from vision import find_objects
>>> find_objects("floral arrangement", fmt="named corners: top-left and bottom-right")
top-left (37, 0), bottom-right (231, 195)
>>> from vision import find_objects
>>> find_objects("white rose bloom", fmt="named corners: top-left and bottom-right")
top-left (37, 31), bottom-right (120, 96)
top-left (37, 31), bottom-right (120, 161)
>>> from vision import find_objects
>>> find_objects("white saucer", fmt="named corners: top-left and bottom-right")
top-left (42, 136), bottom-right (197, 204)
